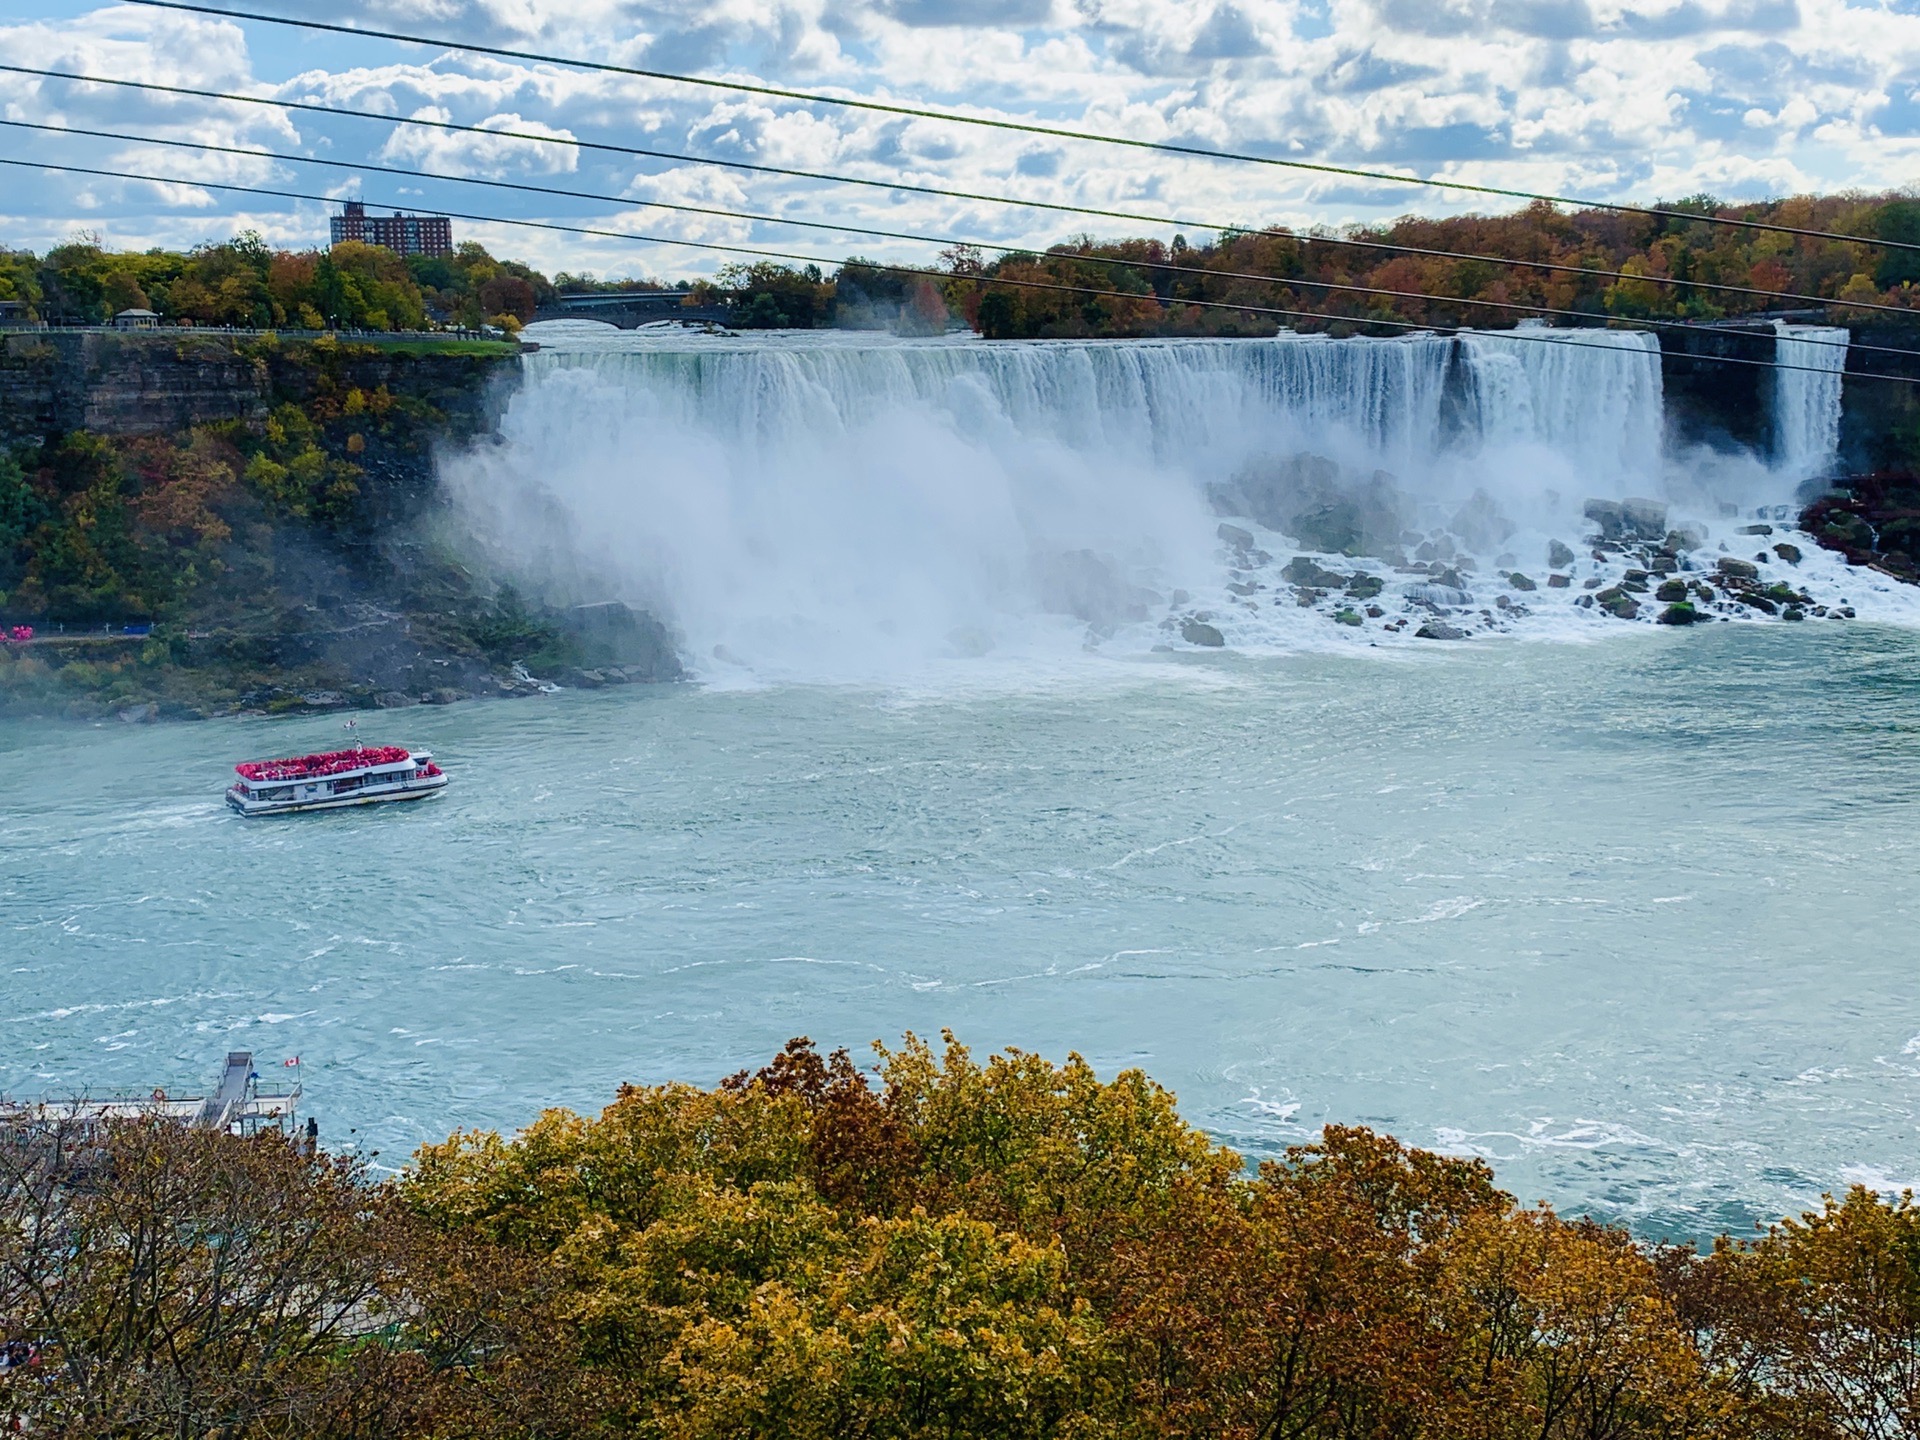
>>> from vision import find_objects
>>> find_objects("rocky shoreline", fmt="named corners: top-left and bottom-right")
top-left (1157, 452), bottom-right (1888, 650)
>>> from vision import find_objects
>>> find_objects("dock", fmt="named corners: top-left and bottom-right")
top-left (0, 1050), bottom-right (302, 1138)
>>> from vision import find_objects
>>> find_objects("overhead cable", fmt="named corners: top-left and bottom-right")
top-left (116, 0), bottom-right (1920, 256)
top-left (7, 117), bottom-right (1898, 364)
top-left (8, 64), bottom-right (1915, 325)
top-left (2, 155), bottom-right (1904, 387)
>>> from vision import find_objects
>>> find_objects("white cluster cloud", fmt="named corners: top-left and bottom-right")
top-left (0, 0), bottom-right (1917, 279)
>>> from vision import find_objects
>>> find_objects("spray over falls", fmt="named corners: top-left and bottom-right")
top-left (444, 322), bottom-right (1909, 682)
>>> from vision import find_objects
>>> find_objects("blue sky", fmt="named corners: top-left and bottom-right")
top-left (2, 0), bottom-right (1918, 280)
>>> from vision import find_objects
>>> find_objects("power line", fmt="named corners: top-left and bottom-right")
top-left (117, 0), bottom-right (1920, 257)
top-left (2, 155), bottom-right (1901, 388)
top-left (9, 64), bottom-right (1914, 326)
top-left (7, 116), bottom-right (1895, 364)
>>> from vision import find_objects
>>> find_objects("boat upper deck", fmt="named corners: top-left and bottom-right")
top-left (235, 745), bottom-right (415, 783)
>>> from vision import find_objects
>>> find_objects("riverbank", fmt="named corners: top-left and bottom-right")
top-left (8, 1035), bottom-right (1919, 1439)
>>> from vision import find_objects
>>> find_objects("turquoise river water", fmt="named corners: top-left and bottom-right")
top-left (4, 624), bottom-right (1918, 1239)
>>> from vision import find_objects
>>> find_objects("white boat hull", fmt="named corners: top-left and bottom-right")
top-left (226, 773), bottom-right (449, 817)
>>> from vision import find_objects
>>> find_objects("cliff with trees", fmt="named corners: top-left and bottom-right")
top-left (6, 1035), bottom-right (1920, 1439)
top-left (0, 328), bottom-right (677, 719)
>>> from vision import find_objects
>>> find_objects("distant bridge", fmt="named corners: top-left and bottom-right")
top-left (535, 290), bottom-right (729, 328)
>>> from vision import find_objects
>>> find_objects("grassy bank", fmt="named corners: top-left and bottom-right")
top-left (4, 1034), bottom-right (1916, 1438)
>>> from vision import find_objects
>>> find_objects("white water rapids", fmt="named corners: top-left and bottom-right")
top-left (446, 321), bottom-right (1912, 682)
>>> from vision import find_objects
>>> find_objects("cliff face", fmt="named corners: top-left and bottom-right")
top-left (0, 331), bottom-right (513, 446)
top-left (0, 332), bottom-right (681, 720)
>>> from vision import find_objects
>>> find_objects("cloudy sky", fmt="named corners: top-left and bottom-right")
top-left (1, 0), bottom-right (1918, 281)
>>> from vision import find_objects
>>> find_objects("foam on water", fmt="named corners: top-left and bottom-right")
top-left (453, 321), bottom-right (1892, 685)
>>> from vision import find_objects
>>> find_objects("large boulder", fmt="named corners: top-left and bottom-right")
top-left (1583, 496), bottom-right (1668, 542)
top-left (1180, 618), bottom-right (1226, 647)
top-left (1212, 453), bottom-right (1410, 558)
top-left (1448, 489), bottom-right (1516, 551)
top-left (1036, 549), bottom-right (1155, 628)
top-left (1281, 556), bottom-right (1348, 589)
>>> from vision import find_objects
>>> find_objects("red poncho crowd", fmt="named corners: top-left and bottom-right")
top-left (235, 746), bottom-right (412, 782)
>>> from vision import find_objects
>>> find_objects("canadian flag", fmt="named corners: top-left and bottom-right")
top-left (284, 1057), bottom-right (301, 1067)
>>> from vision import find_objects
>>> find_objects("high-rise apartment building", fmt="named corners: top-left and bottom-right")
top-left (329, 201), bottom-right (453, 258)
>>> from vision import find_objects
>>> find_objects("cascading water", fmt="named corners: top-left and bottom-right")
top-left (1454, 325), bottom-right (1664, 484)
top-left (442, 321), bottom-right (1910, 680)
top-left (1772, 321), bottom-right (1849, 484)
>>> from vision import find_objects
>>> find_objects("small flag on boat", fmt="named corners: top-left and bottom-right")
top-left (284, 1057), bottom-right (300, 1067)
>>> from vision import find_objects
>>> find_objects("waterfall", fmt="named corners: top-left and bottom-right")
top-left (438, 321), bottom-right (1825, 678)
top-left (1772, 321), bottom-right (1848, 483)
top-left (1455, 325), bottom-right (1665, 487)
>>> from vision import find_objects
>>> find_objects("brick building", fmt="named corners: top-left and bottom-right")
top-left (330, 201), bottom-right (453, 257)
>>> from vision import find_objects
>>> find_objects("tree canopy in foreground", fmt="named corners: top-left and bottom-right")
top-left (5, 1033), bottom-right (1920, 1437)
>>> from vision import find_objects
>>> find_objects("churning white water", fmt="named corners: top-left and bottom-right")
top-left (446, 322), bottom-right (1893, 682)
top-left (1772, 321), bottom-right (1850, 483)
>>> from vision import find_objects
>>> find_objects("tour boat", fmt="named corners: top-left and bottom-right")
top-left (225, 741), bottom-right (448, 816)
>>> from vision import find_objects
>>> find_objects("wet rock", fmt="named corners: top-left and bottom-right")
top-left (1742, 594), bottom-right (1778, 615)
top-left (1666, 526), bottom-right (1706, 551)
top-left (1783, 605), bottom-right (1806, 621)
top-left (1584, 497), bottom-right (1668, 542)
top-left (1738, 523), bottom-right (1775, 536)
top-left (1773, 542), bottom-right (1802, 565)
top-left (1656, 578), bottom-right (1689, 602)
top-left (373, 690), bottom-right (415, 708)
top-left (1037, 549), bottom-right (1156, 627)
top-left (1716, 557), bottom-right (1760, 581)
top-left (1547, 574), bottom-right (1571, 588)
top-left (1170, 590), bottom-right (1190, 607)
top-left (1227, 581), bottom-right (1261, 597)
top-left (1334, 608), bottom-right (1363, 627)
top-left (1762, 582), bottom-right (1803, 605)
top-left (1217, 522), bottom-right (1256, 550)
top-left (1582, 576), bottom-right (1603, 589)
top-left (1345, 574), bottom-right (1385, 600)
top-left (116, 701), bottom-right (158, 724)
top-left (559, 601), bottom-right (683, 684)
top-left (1365, 604), bottom-right (1385, 618)
top-left (1429, 566), bottom-right (1468, 589)
top-left (1213, 453), bottom-right (1411, 557)
top-left (1495, 594), bottom-right (1511, 610)
top-left (1547, 539), bottom-right (1577, 568)
top-left (1448, 489), bottom-right (1516, 551)
top-left (300, 690), bottom-right (347, 709)
top-left (1506, 572), bottom-right (1538, 592)
top-left (1624, 497), bottom-right (1669, 538)
top-left (1281, 556), bottom-right (1349, 588)
top-left (563, 668), bottom-right (607, 688)
top-left (1594, 587), bottom-right (1639, 619)
top-left (1414, 621), bottom-right (1467, 640)
top-left (422, 688), bottom-right (471, 704)
top-left (1658, 601), bottom-right (1702, 625)
top-left (1180, 619), bottom-right (1226, 647)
